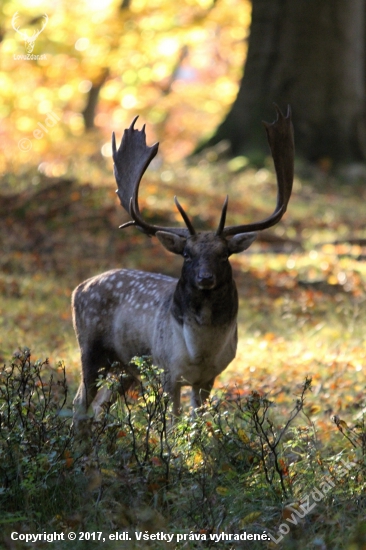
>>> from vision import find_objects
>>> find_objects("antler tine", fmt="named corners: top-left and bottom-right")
top-left (174, 196), bottom-right (196, 235)
top-left (222, 105), bottom-right (294, 237)
top-left (216, 195), bottom-right (228, 236)
top-left (113, 117), bottom-right (190, 238)
top-left (112, 131), bottom-right (117, 157)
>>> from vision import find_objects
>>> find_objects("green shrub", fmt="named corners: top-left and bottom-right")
top-left (0, 351), bottom-right (364, 549)
top-left (0, 348), bottom-right (78, 524)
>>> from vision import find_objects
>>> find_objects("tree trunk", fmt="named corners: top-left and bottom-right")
top-left (201, 0), bottom-right (366, 163)
top-left (82, 69), bottom-right (109, 130)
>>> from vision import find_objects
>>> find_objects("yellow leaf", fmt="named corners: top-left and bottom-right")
top-left (216, 486), bottom-right (229, 496)
top-left (239, 511), bottom-right (261, 527)
top-left (194, 451), bottom-right (204, 465)
top-left (327, 274), bottom-right (338, 285)
top-left (237, 429), bottom-right (250, 444)
top-left (308, 405), bottom-right (322, 415)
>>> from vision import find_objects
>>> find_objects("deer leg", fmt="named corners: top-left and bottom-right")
top-left (73, 378), bottom-right (92, 418)
top-left (191, 378), bottom-right (215, 412)
top-left (91, 384), bottom-right (113, 419)
top-left (73, 375), bottom-right (98, 432)
top-left (72, 342), bottom-right (108, 434)
top-left (92, 373), bottom-right (136, 419)
top-left (171, 384), bottom-right (182, 418)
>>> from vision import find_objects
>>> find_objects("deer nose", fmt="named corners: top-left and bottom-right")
top-left (197, 271), bottom-right (216, 289)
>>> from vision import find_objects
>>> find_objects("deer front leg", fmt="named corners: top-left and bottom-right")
top-left (72, 347), bottom-right (101, 435)
top-left (172, 384), bottom-right (182, 418)
top-left (73, 379), bottom-right (96, 439)
top-left (92, 373), bottom-right (136, 419)
top-left (191, 378), bottom-right (215, 412)
top-left (91, 384), bottom-right (113, 419)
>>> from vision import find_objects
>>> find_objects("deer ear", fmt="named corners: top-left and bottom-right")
top-left (156, 231), bottom-right (187, 255)
top-left (227, 232), bottom-right (257, 255)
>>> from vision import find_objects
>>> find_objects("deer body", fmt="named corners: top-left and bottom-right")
top-left (72, 267), bottom-right (235, 413)
top-left (72, 108), bottom-right (294, 432)
top-left (73, 232), bottom-right (255, 424)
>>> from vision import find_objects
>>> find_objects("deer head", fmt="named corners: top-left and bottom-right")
top-left (12, 12), bottom-right (48, 54)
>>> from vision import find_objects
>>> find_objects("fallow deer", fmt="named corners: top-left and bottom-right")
top-left (72, 106), bottom-right (294, 432)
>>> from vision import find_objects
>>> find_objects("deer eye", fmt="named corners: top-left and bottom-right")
top-left (183, 251), bottom-right (191, 261)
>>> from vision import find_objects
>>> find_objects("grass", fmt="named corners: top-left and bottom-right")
top-left (0, 154), bottom-right (365, 548)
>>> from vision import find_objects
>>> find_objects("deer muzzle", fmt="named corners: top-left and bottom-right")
top-left (197, 270), bottom-right (216, 290)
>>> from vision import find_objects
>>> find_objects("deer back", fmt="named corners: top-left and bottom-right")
top-left (72, 269), bottom-right (176, 362)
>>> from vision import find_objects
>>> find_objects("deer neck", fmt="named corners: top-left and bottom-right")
top-left (171, 278), bottom-right (238, 327)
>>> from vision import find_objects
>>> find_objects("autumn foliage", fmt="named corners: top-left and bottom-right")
top-left (1, 1), bottom-right (366, 547)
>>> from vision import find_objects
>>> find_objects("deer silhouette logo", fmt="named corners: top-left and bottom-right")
top-left (12, 12), bottom-right (48, 54)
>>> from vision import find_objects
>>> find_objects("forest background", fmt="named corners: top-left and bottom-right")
top-left (0, 1), bottom-right (366, 548)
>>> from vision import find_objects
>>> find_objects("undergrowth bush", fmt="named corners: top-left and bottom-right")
top-left (0, 350), bottom-right (364, 549)
top-left (86, 357), bottom-right (365, 547)
top-left (0, 349), bottom-right (82, 527)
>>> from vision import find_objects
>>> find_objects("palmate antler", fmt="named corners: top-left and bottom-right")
top-left (221, 105), bottom-right (294, 237)
top-left (112, 106), bottom-right (294, 238)
top-left (112, 117), bottom-right (192, 237)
